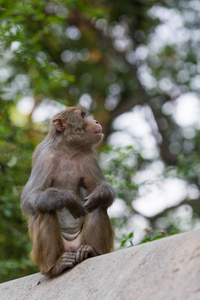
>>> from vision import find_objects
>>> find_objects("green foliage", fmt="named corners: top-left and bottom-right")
top-left (120, 232), bottom-right (134, 248)
top-left (0, 101), bottom-right (41, 282)
top-left (0, 258), bottom-right (38, 282)
top-left (120, 229), bottom-right (173, 248)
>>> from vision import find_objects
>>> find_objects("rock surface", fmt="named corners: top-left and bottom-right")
top-left (1, 229), bottom-right (200, 300)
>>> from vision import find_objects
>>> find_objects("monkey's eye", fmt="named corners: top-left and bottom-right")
top-left (81, 112), bottom-right (86, 118)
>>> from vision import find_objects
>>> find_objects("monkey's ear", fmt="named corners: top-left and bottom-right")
top-left (52, 118), bottom-right (67, 132)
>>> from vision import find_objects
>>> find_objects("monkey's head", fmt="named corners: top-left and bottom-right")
top-left (51, 107), bottom-right (103, 146)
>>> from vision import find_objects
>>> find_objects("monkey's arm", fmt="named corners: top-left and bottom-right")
top-left (83, 154), bottom-right (115, 212)
top-left (21, 156), bottom-right (86, 218)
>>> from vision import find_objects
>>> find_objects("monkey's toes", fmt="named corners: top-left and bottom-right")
top-left (76, 245), bottom-right (94, 263)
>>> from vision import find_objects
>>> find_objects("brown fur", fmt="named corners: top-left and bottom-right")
top-left (21, 107), bottom-right (115, 276)
top-left (29, 213), bottom-right (65, 275)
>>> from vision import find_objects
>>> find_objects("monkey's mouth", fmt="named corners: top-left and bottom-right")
top-left (95, 128), bottom-right (102, 135)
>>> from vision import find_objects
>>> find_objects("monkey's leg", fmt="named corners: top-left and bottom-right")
top-left (82, 209), bottom-right (114, 255)
top-left (75, 245), bottom-right (98, 263)
top-left (48, 252), bottom-right (76, 276)
top-left (29, 212), bottom-right (65, 275)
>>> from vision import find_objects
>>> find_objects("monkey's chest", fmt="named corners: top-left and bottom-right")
top-left (57, 209), bottom-right (84, 241)
top-left (54, 159), bottom-right (82, 190)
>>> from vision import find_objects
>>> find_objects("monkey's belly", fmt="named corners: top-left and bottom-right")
top-left (57, 209), bottom-right (83, 241)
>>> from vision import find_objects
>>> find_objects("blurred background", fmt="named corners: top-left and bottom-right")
top-left (1, 0), bottom-right (200, 282)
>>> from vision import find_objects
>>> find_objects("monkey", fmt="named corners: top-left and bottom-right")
top-left (21, 106), bottom-right (115, 276)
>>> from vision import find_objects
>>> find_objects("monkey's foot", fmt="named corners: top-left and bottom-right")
top-left (49, 252), bottom-right (76, 276)
top-left (76, 245), bottom-right (96, 263)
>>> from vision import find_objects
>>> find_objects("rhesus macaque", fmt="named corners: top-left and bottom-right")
top-left (21, 107), bottom-right (115, 276)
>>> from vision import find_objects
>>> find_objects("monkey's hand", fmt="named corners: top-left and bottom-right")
top-left (64, 191), bottom-right (87, 219)
top-left (84, 183), bottom-right (115, 212)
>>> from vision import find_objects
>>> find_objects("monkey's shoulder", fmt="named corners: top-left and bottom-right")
top-left (32, 147), bottom-right (56, 166)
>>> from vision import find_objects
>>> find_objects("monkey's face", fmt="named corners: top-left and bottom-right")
top-left (79, 109), bottom-right (103, 144)
top-left (70, 109), bottom-right (103, 145)
top-left (52, 107), bottom-right (103, 146)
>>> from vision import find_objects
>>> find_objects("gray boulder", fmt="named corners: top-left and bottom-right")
top-left (0, 229), bottom-right (200, 300)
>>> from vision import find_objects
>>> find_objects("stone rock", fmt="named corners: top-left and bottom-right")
top-left (0, 229), bottom-right (200, 300)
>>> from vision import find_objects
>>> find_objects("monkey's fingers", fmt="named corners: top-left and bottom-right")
top-left (84, 200), bottom-right (98, 212)
top-left (61, 252), bottom-right (76, 268)
top-left (78, 206), bottom-right (87, 217)
top-left (62, 255), bottom-right (76, 261)
top-left (76, 251), bottom-right (84, 263)
top-left (63, 252), bottom-right (76, 258)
